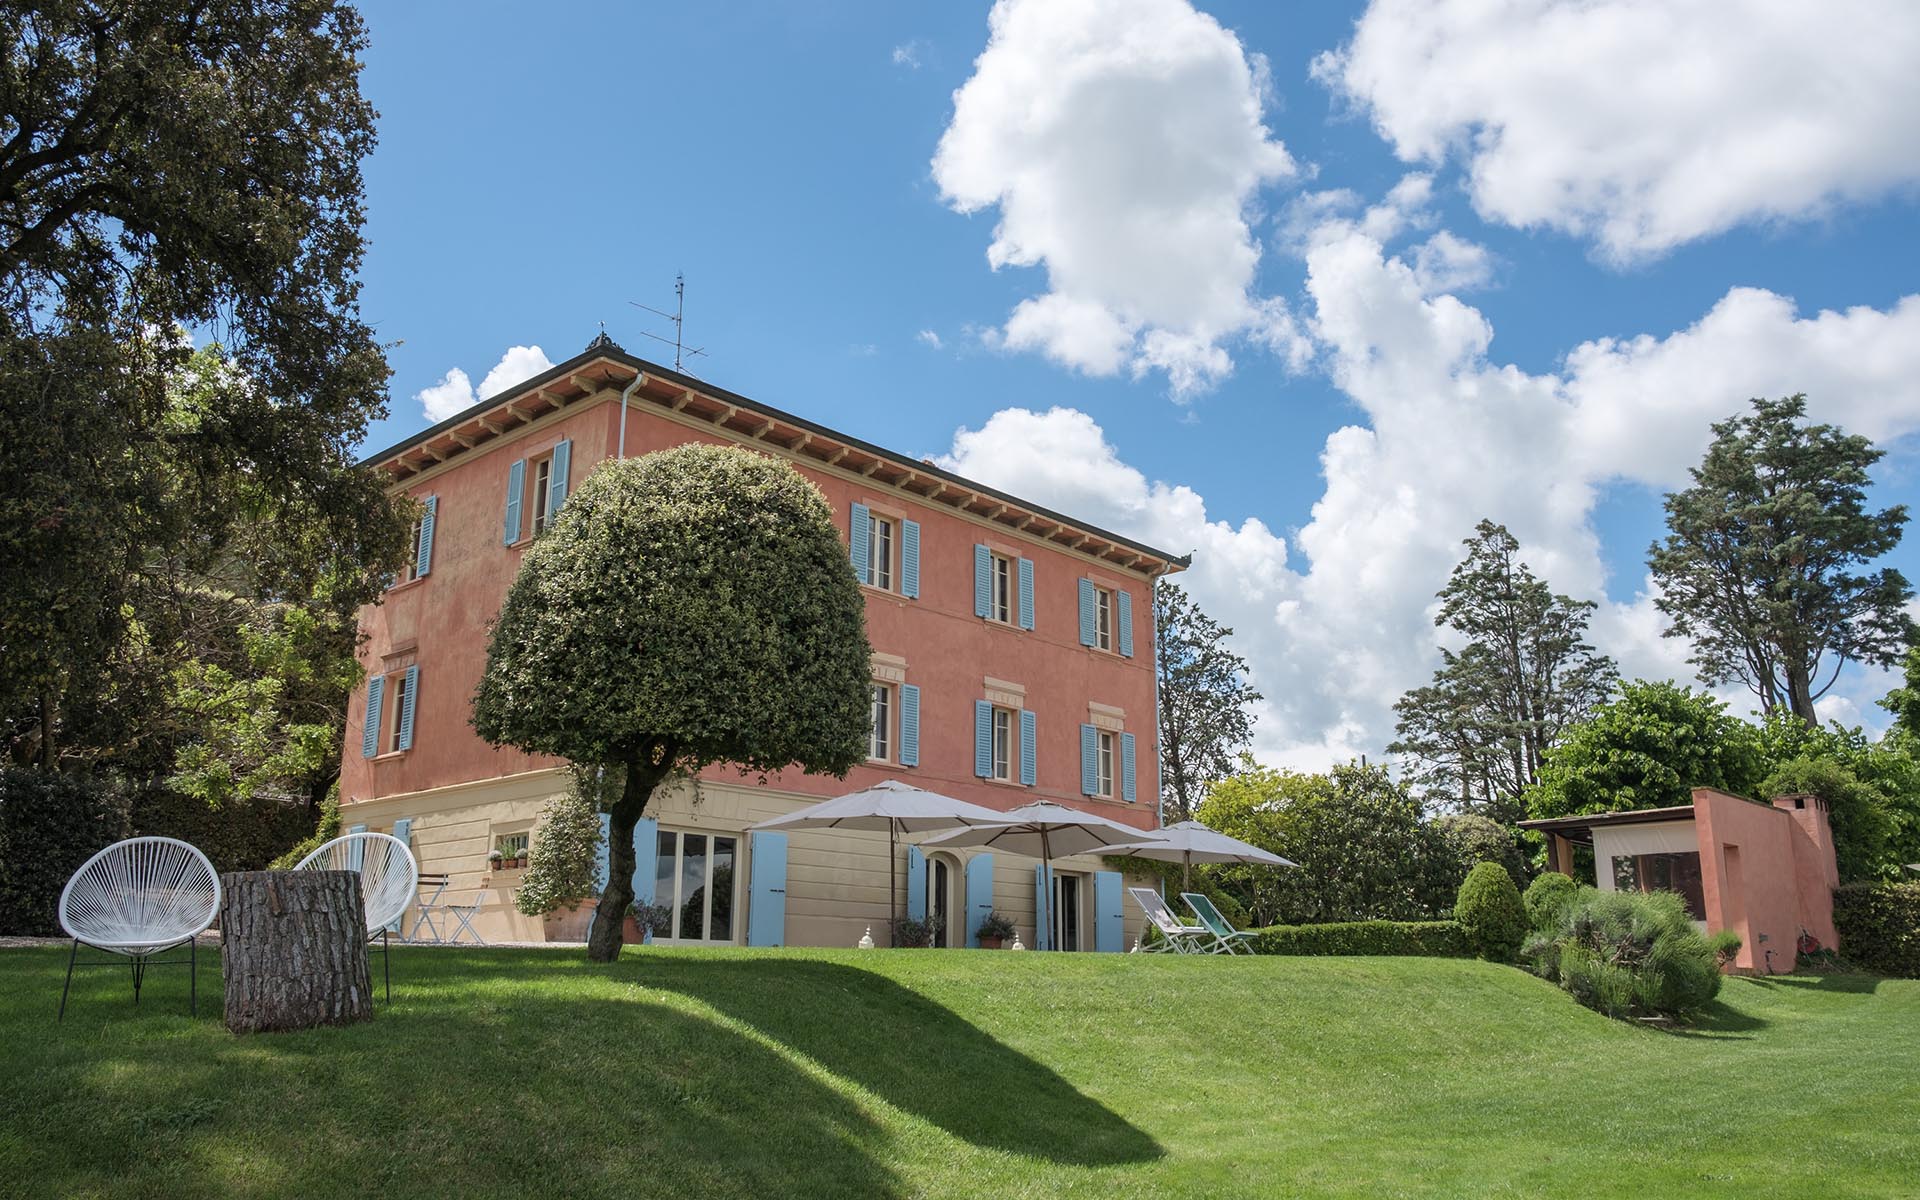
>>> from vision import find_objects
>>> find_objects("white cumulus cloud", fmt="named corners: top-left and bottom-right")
top-left (1313, 0), bottom-right (1920, 262)
top-left (933, 0), bottom-right (1297, 397)
top-left (415, 345), bottom-right (553, 422)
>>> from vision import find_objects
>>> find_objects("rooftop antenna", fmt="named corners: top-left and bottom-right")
top-left (628, 273), bottom-right (708, 374)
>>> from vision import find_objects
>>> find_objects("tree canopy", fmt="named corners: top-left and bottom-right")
top-left (1155, 580), bottom-right (1260, 823)
top-left (1524, 680), bottom-right (1768, 821)
top-left (1649, 395), bottom-right (1915, 725)
top-left (473, 444), bottom-right (873, 960)
top-left (1392, 521), bottom-right (1616, 823)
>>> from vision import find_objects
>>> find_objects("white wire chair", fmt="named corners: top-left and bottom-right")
top-left (295, 832), bottom-right (418, 1001)
top-left (57, 836), bottom-right (221, 1019)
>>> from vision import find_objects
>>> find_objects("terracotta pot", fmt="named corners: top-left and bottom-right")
top-left (541, 899), bottom-right (597, 942)
top-left (978, 936), bottom-right (1004, 950)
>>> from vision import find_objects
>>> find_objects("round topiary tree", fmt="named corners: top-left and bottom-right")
top-left (1455, 860), bottom-right (1526, 961)
top-left (473, 444), bottom-right (872, 961)
top-left (1523, 870), bottom-right (1578, 930)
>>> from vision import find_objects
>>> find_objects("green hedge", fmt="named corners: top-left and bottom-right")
top-left (0, 768), bottom-right (131, 936)
top-left (132, 787), bottom-right (314, 874)
top-left (1249, 920), bottom-right (1470, 958)
top-left (1834, 882), bottom-right (1920, 978)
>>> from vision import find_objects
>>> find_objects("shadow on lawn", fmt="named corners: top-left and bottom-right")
top-left (1, 948), bottom-right (907, 1200)
top-left (642, 956), bottom-right (1163, 1167)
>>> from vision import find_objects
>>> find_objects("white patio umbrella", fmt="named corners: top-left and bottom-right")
top-left (749, 780), bottom-right (1010, 935)
top-left (920, 801), bottom-right (1165, 949)
top-left (1101, 819), bottom-right (1297, 892)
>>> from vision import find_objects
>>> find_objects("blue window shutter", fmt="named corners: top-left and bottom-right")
top-left (1034, 863), bottom-right (1052, 951)
top-left (548, 439), bottom-right (572, 514)
top-left (1093, 870), bottom-right (1124, 953)
top-left (387, 818), bottom-right (414, 933)
top-left (503, 459), bottom-right (525, 545)
top-left (1117, 589), bottom-right (1134, 657)
top-left (849, 502), bottom-right (871, 584)
top-left (901, 519), bottom-right (921, 598)
top-left (748, 831), bottom-right (789, 947)
top-left (973, 544), bottom-right (991, 617)
top-left (631, 817), bottom-right (659, 904)
top-left (1121, 731), bottom-right (1137, 802)
top-left (347, 824), bottom-right (367, 872)
top-left (417, 496), bottom-right (437, 577)
top-left (1078, 578), bottom-right (1096, 646)
top-left (1018, 557), bottom-right (1035, 630)
top-left (593, 813), bottom-right (611, 890)
top-left (907, 846), bottom-right (926, 922)
top-left (899, 684), bottom-right (921, 767)
top-left (974, 700), bottom-right (994, 778)
top-left (1080, 724), bottom-right (1098, 796)
top-left (965, 853), bottom-right (994, 948)
top-left (1019, 709), bottom-right (1037, 786)
top-left (361, 675), bottom-right (384, 759)
top-left (398, 665), bottom-right (420, 751)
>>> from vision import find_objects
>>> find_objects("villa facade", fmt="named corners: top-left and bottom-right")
top-left (337, 335), bottom-right (1184, 949)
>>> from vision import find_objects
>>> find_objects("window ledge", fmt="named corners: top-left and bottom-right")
top-left (372, 749), bottom-right (410, 763)
top-left (385, 576), bottom-right (427, 597)
top-left (860, 583), bottom-right (911, 601)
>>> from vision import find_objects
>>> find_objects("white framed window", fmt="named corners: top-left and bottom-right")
top-left (1095, 586), bottom-right (1113, 651)
top-left (653, 829), bottom-right (738, 944)
top-left (869, 515), bottom-right (894, 591)
top-left (991, 553), bottom-right (1013, 624)
top-left (387, 669), bottom-right (411, 754)
top-left (531, 457), bottom-right (554, 536)
top-left (991, 706), bottom-right (1014, 781)
top-left (869, 683), bottom-right (892, 762)
top-left (405, 513), bottom-right (427, 582)
top-left (494, 832), bottom-right (529, 859)
top-left (1096, 729), bottom-right (1115, 798)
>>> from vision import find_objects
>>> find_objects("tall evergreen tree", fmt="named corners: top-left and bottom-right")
top-left (1649, 395), bottom-right (1915, 725)
top-left (1392, 521), bottom-right (1617, 822)
top-left (1155, 581), bottom-right (1261, 823)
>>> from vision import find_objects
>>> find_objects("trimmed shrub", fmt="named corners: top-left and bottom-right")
top-left (1456, 861), bottom-right (1527, 961)
top-left (1524, 887), bottom-right (1726, 1021)
top-left (269, 789), bottom-right (342, 870)
top-left (131, 787), bottom-right (313, 873)
top-left (1524, 871), bottom-right (1579, 929)
top-left (1833, 882), bottom-right (1920, 978)
top-left (0, 768), bottom-right (131, 935)
top-left (1250, 920), bottom-right (1470, 958)
top-left (515, 782), bottom-right (605, 918)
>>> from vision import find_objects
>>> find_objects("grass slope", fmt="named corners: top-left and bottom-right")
top-left (1, 947), bottom-right (1915, 1199)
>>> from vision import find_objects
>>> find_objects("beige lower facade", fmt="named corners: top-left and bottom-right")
top-left (340, 768), bottom-right (1152, 952)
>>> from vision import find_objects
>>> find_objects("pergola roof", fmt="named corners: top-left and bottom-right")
top-left (1517, 805), bottom-right (1698, 846)
top-left (362, 334), bottom-right (1190, 576)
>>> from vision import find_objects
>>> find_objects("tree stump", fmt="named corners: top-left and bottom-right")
top-left (220, 870), bottom-right (373, 1034)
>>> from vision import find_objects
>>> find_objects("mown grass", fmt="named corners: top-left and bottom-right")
top-left (1, 945), bottom-right (1915, 1198)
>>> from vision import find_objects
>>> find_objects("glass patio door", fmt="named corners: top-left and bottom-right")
top-left (653, 830), bottom-right (738, 943)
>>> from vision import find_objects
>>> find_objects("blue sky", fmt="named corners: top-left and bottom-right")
top-left (352, 0), bottom-right (1920, 767)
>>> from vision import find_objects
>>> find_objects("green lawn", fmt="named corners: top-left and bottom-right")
top-left (1, 946), bottom-right (1915, 1199)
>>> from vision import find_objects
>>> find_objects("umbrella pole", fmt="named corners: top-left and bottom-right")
top-left (1182, 851), bottom-right (1191, 894)
top-left (1042, 828), bottom-right (1055, 952)
top-left (890, 821), bottom-right (899, 944)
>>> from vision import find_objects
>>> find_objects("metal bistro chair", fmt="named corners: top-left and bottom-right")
top-left (445, 887), bottom-right (489, 946)
top-left (407, 873), bottom-right (452, 943)
top-left (295, 832), bottom-right (417, 1001)
top-left (57, 837), bottom-right (221, 1019)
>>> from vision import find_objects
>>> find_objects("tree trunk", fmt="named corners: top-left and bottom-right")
top-left (587, 754), bottom-right (671, 963)
top-left (220, 870), bottom-right (372, 1034)
top-left (1786, 658), bottom-right (1819, 725)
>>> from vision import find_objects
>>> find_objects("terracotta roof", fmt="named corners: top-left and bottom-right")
top-left (363, 336), bottom-right (1190, 575)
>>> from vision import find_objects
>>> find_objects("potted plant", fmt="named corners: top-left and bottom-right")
top-left (515, 782), bottom-right (606, 941)
top-left (892, 916), bottom-right (934, 948)
top-left (487, 848), bottom-right (504, 872)
top-left (976, 911), bottom-right (1015, 950)
top-left (632, 902), bottom-right (672, 945)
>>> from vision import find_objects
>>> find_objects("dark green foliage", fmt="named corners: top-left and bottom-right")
top-left (1250, 920), bottom-right (1470, 957)
top-left (516, 779), bottom-right (606, 918)
top-left (1, 0), bottom-right (410, 772)
top-left (1155, 581), bottom-right (1261, 824)
top-left (269, 790), bottom-right (343, 871)
top-left (1429, 813), bottom-right (1528, 894)
top-left (1649, 395), bottom-right (1915, 724)
top-left (1392, 521), bottom-right (1617, 821)
top-left (1525, 680), bottom-right (1768, 820)
top-left (892, 917), bottom-right (934, 948)
top-left (1523, 871), bottom-right (1578, 930)
top-left (0, 767), bottom-right (129, 934)
top-left (1833, 883), bottom-right (1920, 978)
top-left (1760, 757), bottom-right (1892, 883)
top-left (1199, 758), bottom-right (1453, 925)
top-left (474, 445), bottom-right (873, 960)
top-left (1455, 862), bottom-right (1526, 961)
top-left (976, 911), bottom-right (1016, 940)
top-left (1523, 887), bottom-right (1727, 1021)
top-left (130, 788), bottom-right (313, 874)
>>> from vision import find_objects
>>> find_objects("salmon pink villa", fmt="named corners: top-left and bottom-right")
top-left (339, 334), bottom-right (1186, 948)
